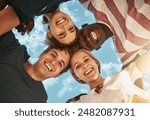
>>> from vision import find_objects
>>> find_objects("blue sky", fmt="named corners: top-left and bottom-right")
top-left (13, 0), bottom-right (150, 102)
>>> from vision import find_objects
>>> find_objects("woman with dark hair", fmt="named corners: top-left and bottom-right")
top-left (67, 49), bottom-right (150, 103)
top-left (0, 0), bottom-right (79, 45)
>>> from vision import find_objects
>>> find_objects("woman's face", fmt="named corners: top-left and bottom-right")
top-left (49, 11), bottom-right (77, 45)
top-left (71, 51), bottom-right (100, 83)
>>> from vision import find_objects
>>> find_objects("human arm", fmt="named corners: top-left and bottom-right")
top-left (0, 6), bottom-right (20, 36)
top-left (15, 18), bottom-right (34, 35)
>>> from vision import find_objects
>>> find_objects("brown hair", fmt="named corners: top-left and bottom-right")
top-left (70, 49), bottom-right (101, 84)
top-left (45, 25), bottom-right (80, 46)
top-left (41, 46), bottom-right (71, 75)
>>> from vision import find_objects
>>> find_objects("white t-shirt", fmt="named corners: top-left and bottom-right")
top-left (73, 70), bottom-right (150, 103)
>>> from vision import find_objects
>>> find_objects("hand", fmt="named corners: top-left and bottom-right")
top-left (15, 18), bottom-right (34, 35)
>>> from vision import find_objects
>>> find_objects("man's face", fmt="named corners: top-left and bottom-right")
top-left (80, 23), bottom-right (107, 50)
top-left (36, 48), bottom-right (70, 79)
top-left (49, 11), bottom-right (77, 45)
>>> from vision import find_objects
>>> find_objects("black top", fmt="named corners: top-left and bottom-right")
top-left (0, 31), bottom-right (47, 103)
top-left (6, 0), bottom-right (70, 23)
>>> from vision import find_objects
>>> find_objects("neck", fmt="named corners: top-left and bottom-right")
top-left (89, 75), bottom-right (104, 90)
top-left (24, 61), bottom-right (43, 81)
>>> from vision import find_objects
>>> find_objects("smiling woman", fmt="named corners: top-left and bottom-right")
top-left (67, 49), bottom-right (150, 103)
top-left (44, 11), bottom-right (79, 46)
top-left (0, 0), bottom-right (78, 42)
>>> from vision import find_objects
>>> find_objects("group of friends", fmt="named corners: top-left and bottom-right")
top-left (0, 0), bottom-right (150, 103)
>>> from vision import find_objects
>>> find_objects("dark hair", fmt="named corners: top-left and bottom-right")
top-left (45, 26), bottom-right (83, 56)
top-left (70, 49), bottom-right (101, 84)
top-left (41, 46), bottom-right (71, 75)
top-left (45, 25), bottom-right (80, 46)
top-left (79, 23), bottom-right (113, 51)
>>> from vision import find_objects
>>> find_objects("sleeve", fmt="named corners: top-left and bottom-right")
top-left (107, 70), bottom-right (135, 102)
top-left (0, 87), bottom-right (25, 103)
top-left (11, 6), bottom-right (31, 23)
top-left (124, 62), bottom-right (143, 83)
top-left (6, 0), bottom-right (32, 23)
top-left (0, 31), bottom-right (20, 51)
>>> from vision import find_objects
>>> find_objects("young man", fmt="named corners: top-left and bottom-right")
top-left (0, 0), bottom-right (78, 45)
top-left (0, 30), bottom-right (70, 103)
top-left (79, 0), bottom-right (150, 68)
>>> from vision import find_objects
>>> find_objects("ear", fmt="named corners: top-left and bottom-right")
top-left (47, 29), bottom-right (53, 39)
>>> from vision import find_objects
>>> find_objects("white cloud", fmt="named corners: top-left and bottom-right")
top-left (57, 74), bottom-right (89, 98)
top-left (13, 16), bottom-right (48, 62)
top-left (79, 88), bottom-right (89, 93)
top-left (43, 78), bottom-right (59, 90)
top-left (101, 62), bottom-right (122, 76)
top-left (57, 76), bottom-right (75, 98)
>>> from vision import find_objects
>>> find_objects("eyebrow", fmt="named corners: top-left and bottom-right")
top-left (58, 32), bottom-right (67, 38)
top-left (61, 60), bottom-right (65, 67)
top-left (69, 27), bottom-right (76, 33)
top-left (73, 62), bottom-right (79, 68)
top-left (52, 51), bottom-right (58, 56)
top-left (83, 55), bottom-right (88, 59)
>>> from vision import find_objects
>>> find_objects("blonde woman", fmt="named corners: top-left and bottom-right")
top-left (67, 49), bottom-right (150, 103)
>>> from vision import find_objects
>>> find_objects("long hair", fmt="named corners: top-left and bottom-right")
top-left (70, 49), bottom-right (101, 84)
top-left (45, 25), bottom-right (80, 46)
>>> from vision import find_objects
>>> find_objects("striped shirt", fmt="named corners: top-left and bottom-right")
top-left (80, 0), bottom-right (150, 67)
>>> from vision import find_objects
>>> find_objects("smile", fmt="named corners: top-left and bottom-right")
top-left (44, 62), bottom-right (52, 71)
top-left (56, 17), bottom-right (66, 25)
top-left (84, 68), bottom-right (93, 75)
top-left (91, 31), bottom-right (98, 41)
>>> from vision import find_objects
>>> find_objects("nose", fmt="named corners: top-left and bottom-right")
top-left (58, 21), bottom-right (68, 28)
top-left (51, 60), bottom-right (56, 66)
top-left (82, 64), bottom-right (87, 69)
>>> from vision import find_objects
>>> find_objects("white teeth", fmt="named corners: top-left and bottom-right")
top-left (45, 63), bottom-right (52, 71)
top-left (56, 17), bottom-right (65, 25)
top-left (91, 31), bottom-right (97, 40)
top-left (85, 68), bottom-right (93, 75)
